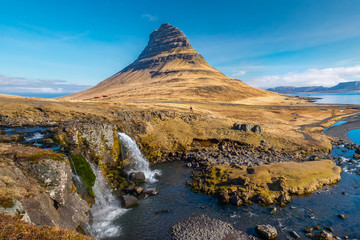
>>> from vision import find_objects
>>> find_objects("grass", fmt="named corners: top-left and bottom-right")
top-left (0, 195), bottom-right (15, 208)
top-left (0, 212), bottom-right (92, 240)
top-left (197, 160), bottom-right (341, 205)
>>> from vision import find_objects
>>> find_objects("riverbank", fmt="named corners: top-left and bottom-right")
top-left (325, 113), bottom-right (360, 143)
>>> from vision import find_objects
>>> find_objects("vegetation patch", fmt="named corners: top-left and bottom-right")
top-left (28, 151), bottom-right (66, 163)
top-left (191, 160), bottom-right (341, 206)
top-left (70, 154), bottom-right (96, 199)
top-left (0, 195), bottom-right (15, 208)
top-left (0, 212), bottom-right (91, 240)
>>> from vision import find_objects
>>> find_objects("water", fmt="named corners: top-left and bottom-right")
top-left (324, 121), bottom-right (348, 131)
top-left (118, 132), bottom-right (161, 183)
top-left (348, 129), bottom-right (360, 145)
top-left (88, 162), bottom-right (128, 239)
top-left (114, 160), bottom-right (360, 239)
top-left (293, 92), bottom-right (360, 104)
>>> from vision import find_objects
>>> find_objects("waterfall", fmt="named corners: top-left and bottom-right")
top-left (118, 132), bottom-right (161, 183)
top-left (88, 162), bottom-right (127, 239)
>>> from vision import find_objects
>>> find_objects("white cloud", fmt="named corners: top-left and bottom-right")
top-left (141, 14), bottom-right (158, 22)
top-left (231, 70), bottom-right (246, 77)
top-left (247, 65), bottom-right (360, 89)
top-left (0, 75), bottom-right (92, 94)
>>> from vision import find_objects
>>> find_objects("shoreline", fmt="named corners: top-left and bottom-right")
top-left (325, 113), bottom-right (360, 143)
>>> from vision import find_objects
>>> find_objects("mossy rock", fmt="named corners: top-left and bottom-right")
top-left (28, 151), bottom-right (66, 163)
top-left (70, 154), bottom-right (96, 200)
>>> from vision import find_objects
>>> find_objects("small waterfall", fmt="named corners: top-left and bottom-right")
top-left (118, 132), bottom-right (161, 183)
top-left (88, 162), bottom-right (127, 239)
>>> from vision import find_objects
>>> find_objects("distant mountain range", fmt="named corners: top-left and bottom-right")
top-left (267, 81), bottom-right (360, 94)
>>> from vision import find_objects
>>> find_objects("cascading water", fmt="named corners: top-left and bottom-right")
top-left (118, 132), bottom-right (161, 183)
top-left (88, 162), bottom-right (127, 239)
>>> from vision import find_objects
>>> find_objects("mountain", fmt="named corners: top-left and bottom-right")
top-left (67, 23), bottom-right (274, 103)
top-left (268, 81), bottom-right (360, 94)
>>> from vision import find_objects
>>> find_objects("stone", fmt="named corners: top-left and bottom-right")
top-left (255, 224), bottom-right (278, 239)
top-left (251, 125), bottom-right (262, 134)
top-left (290, 231), bottom-right (301, 239)
top-left (353, 153), bottom-right (360, 159)
top-left (229, 195), bottom-right (242, 206)
top-left (303, 226), bottom-right (313, 233)
top-left (134, 187), bottom-right (143, 195)
top-left (121, 194), bottom-right (138, 208)
top-left (129, 172), bottom-right (146, 184)
top-left (312, 230), bottom-right (337, 240)
top-left (143, 188), bottom-right (159, 196)
top-left (337, 214), bottom-right (346, 219)
top-left (260, 140), bottom-right (270, 147)
top-left (240, 124), bottom-right (252, 132)
top-left (217, 190), bottom-right (230, 204)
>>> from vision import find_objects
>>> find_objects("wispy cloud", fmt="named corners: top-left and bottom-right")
top-left (0, 75), bottom-right (92, 94)
top-left (248, 65), bottom-right (360, 89)
top-left (141, 14), bottom-right (158, 22)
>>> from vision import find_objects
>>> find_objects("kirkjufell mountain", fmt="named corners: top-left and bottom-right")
top-left (68, 23), bottom-right (274, 102)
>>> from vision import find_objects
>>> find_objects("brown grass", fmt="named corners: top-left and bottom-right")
top-left (0, 212), bottom-right (92, 240)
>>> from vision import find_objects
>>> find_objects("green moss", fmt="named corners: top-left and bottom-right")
top-left (0, 130), bottom-right (6, 135)
top-left (0, 195), bottom-right (15, 208)
top-left (111, 130), bottom-right (121, 160)
top-left (28, 151), bottom-right (66, 162)
top-left (70, 154), bottom-right (96, 199)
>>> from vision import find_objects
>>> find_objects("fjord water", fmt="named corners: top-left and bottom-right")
top-left (294, 92), bottom-right (360, 104)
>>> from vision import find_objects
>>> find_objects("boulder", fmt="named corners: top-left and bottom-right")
top-left (251, 125), bottom-right (262, 134)
top-left (255, 224), bottom-right (278, 240)
top-left (240, 124), bottom-right (252, 132)
top-left (121, 194), bottom-right (138, 208)
top-left (129, 172), bottom-right (146, 184)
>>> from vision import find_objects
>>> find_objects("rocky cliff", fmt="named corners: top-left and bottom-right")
top-left (0, 144), bottom-right (89, 231)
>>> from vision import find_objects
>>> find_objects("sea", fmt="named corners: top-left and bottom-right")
top-left (293, 92), bottom-right (360, 104)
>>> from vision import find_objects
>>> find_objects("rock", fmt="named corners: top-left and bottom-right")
top-left (324, 226), bottom-right (333, 233)
top-left (312, 230), bottom-right (337, 240)
top-left (255, 224), bottom-right (278, 239)
top-left (134, 187), bottom-right (143, 195)
top-left (121, 194), bottom-right (138, 208)
top-left (247, 167), bottom-right (255, 174)
top-left (353, 153), bottom-right (360, 159)
top-left (155, 209), bottom-right (171, 215)
top-left (229, 195), bottom-right (242, 206)
top-left (218, 190), bottom-right (230, 204)
top-left (290, 231), bottom-right (301, 239)
top-left (143, 188), bottom-right (159, 196)
top-left (186, 162), bottom-right (192, 167)
top-left (270, 207), bottom-right (277, 215)
top-left (260, 140), bottom-right (270, 147)
top-left (314, 226), bottom-right (322, 230)
top-left (303, 226), bottom-right (313, 233)
top-left (129, 172), bottom-right (146, 184)
top-left (241, 124), bottom-right (252, 132)
top-left (138, 193), bottom-right (149, 200)
top-left (251, 125), bottom-right (262, 134)
top-left (337, 214), bottom-right (346, 219)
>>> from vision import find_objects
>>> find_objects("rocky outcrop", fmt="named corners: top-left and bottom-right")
top-left (190, 160), bottom-right (341, 206)
top-left (0, 144), bottom-right (89, 231)
top-left (172, 215), bottom-right (253, 240)
top-left (255, 225), bottom-right (278, 239)
top-left (233, 123), bottom-right (263, 134)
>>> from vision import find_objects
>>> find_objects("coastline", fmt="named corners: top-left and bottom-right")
top-left (325, 113), bottom-right (360, 143)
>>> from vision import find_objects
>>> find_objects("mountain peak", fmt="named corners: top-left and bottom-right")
top-left (137, 23), bottom-right (192, 60)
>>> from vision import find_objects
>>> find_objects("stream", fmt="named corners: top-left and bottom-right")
top-left (1, 125), bottom-right (360, 239)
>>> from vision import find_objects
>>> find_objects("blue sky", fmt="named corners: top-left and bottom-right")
top-left (1, 0), bottom-right (360, 97)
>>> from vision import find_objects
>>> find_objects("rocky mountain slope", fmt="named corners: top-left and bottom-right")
top-left (67, 23), bottom-right (274, 103)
